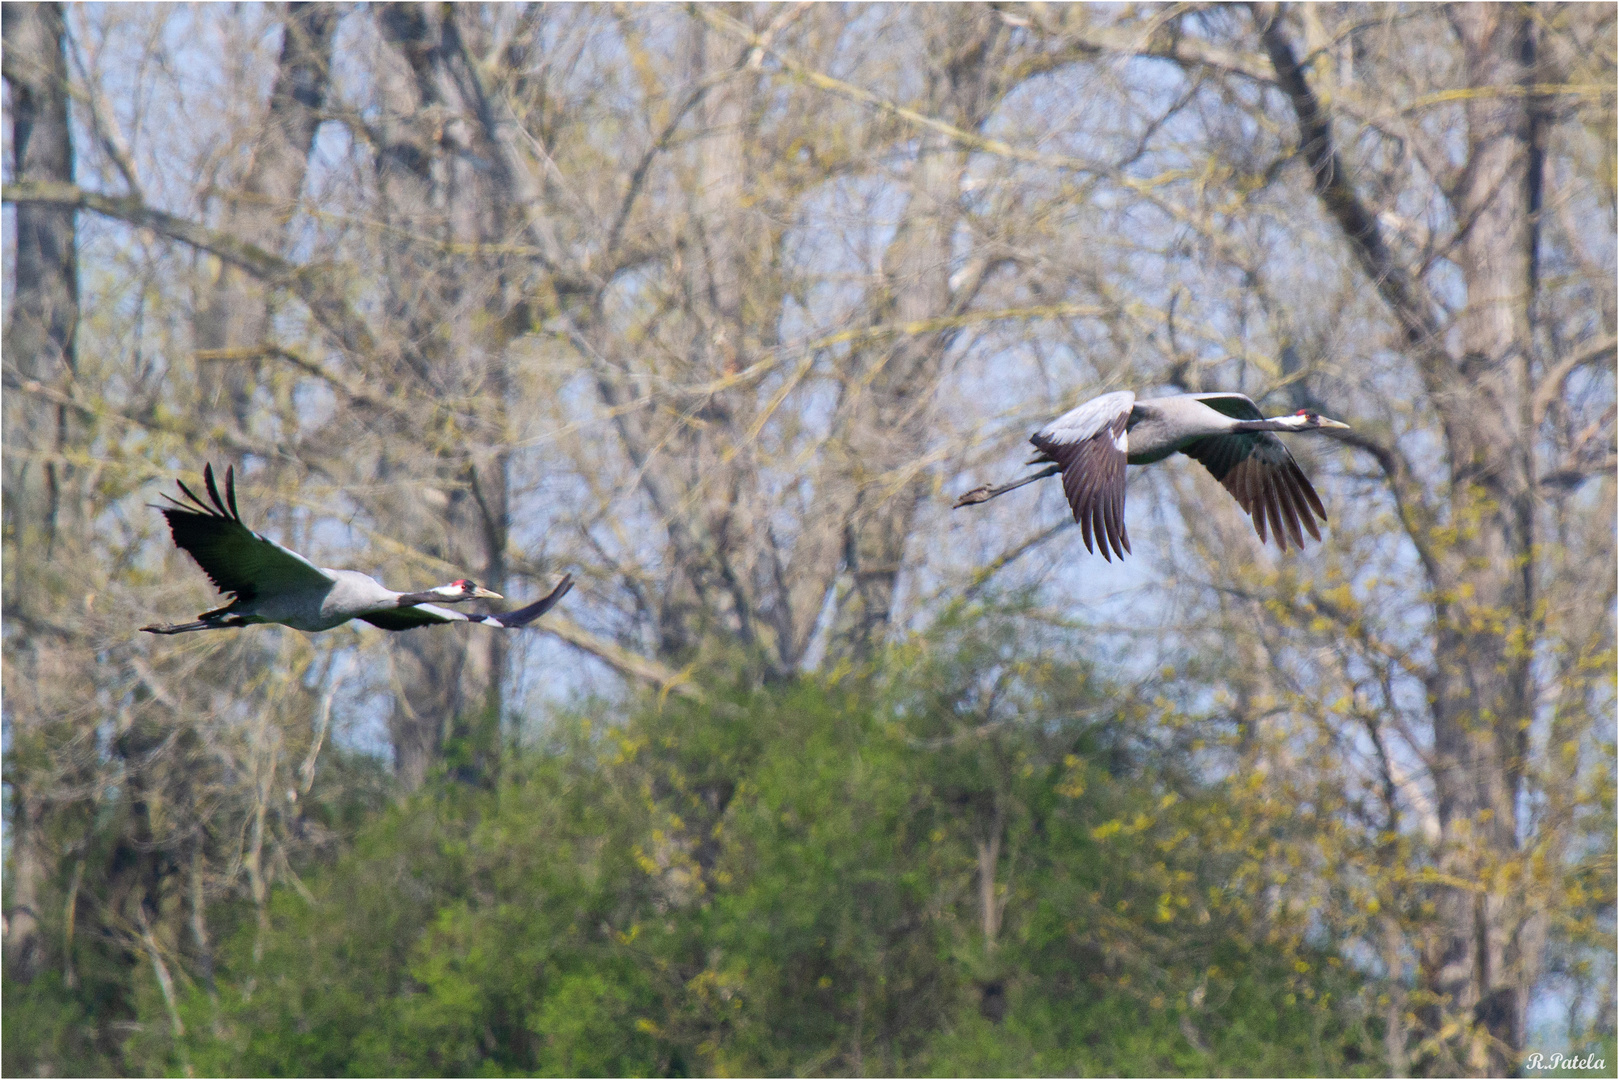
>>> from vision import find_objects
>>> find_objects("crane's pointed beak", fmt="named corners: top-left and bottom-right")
top-left (1319, 417), bottom-right (1351, 430)
top-left (472, 586), bottom-right (503, 600)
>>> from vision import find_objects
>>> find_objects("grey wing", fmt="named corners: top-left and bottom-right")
top-left (1030, 393), bottom-right (1133, 561)
top-left (1037, 390), bottom-right (1137, 444)
top-left (1186, 392), bottom-right (1264, 421)
top-left (1179, 433), bottom-right (1328, 551)
top-left (157, 464), bottom-right (332, 603)
top-left (359, 574), bottom-right (573, 632)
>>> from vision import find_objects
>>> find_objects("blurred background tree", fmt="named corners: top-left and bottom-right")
top-left (4, 3), bottom-right (1613, 1076)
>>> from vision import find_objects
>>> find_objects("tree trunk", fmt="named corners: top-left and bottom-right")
top-left (192, 2), bottom-right (337, 427)
top-left (648, 14), bottom-right (763, 667)
top-left (1260, 6), bottom-right (1544, 1071)
top-left (830, 7), bottom-right (1001, 662)
top-left (373, 5), bottom-right (513, 790)
top-left (2, 0), bottom-right (78, 986)
top-left (1418, 10), bottom-right (1540, 1071)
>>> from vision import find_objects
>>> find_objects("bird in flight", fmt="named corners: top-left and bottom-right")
top-left (954, 391), bottom-right (1349, 559)
top-left (142, 464), bottom-right (572, 634)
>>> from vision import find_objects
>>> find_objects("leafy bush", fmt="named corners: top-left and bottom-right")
top-left (161, 604), bottom-right (1376, 1076)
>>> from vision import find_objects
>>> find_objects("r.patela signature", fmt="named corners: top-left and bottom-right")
top-left (1524, 1051), bottom-right (1606, 1071)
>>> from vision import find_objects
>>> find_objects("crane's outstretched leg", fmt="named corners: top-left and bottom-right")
top-left (141, 620), bottom-right (232, 634)
top-left (952, 464), bottom-right (1061, 508)
top-left (141, 609), bottom-right (248, 634)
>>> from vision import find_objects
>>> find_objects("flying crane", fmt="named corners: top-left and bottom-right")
top-left (141, 464), bottom-right (572, 634)
top-left (954, 391), bottom-right (1349, 559)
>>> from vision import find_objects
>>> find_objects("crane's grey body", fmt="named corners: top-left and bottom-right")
top-left (957, 390), bottom-right (1349, 559)
top-left (232, 569), bottom-right (412, 633)
top-left (142, 465), bottom-right (572, 635)
top-left (1122, 394), bottom-right (1266, 463)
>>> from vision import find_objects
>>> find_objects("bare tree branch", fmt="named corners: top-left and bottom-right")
top-left (1255, 7), bottom-right (1452, 378)
top-left (542, 614), bottom-right (702, 700)
top-left (2, 180), bottom-right (380, 362)
top-left (1533, 333), bottom-right (1618, 424)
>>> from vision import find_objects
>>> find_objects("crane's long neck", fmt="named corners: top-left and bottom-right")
top-left (392, 581), bottom-right (501, 607)
top-left (394, 588), bottom-right (473, 607)
top-left (1232, 415), bottom-right (1313, 433)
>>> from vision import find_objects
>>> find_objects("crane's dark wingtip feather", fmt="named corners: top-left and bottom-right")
top-left (543, 572), bottom-right (575, 607)
top-left (169, 464), bottom-right (245, 524)
top-left (493, 573), bottom-right (574, 628)
top-left (203, 464), bottom-right (230, 517)
top-left (173, 478), bottom-right (213, 515)
top-left (1275, 478), bottom-right (1305, 551)
top-left (1107, 484), bottom-right (1127, 560)
top-left (1289, 481), bottom-right (1311, 548)
top-left (1266, 485), bottom-right (1286, 551)
top-left (1293, 461), bottom-right (1328, 523)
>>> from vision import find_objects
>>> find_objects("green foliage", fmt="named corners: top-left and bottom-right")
top-left (143, 604), bottom-right (1379, 1077)
top-left (2, 970), bottom-right (120, 1078)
